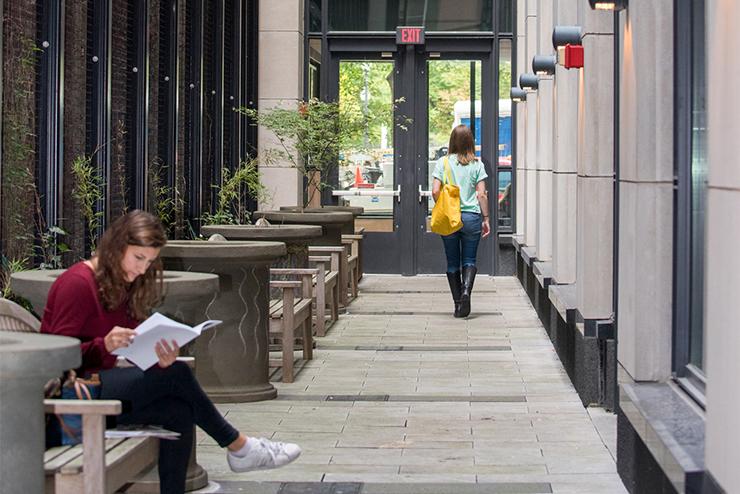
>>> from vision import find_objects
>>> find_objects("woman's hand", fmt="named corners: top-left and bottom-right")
top-left (481, 218), bottom-right (491, 238)
top-left (104, 326), bottom-right (137, 353)
top-left (155, 339), bottom-right (180, 368)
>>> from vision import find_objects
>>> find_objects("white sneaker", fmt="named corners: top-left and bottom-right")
top-left (227, 437), bottom-right (302, 472)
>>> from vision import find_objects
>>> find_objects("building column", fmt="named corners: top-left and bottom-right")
top-left (258, 0), bottom-right (304, 209)
top-left (575, 5), bottom-right (614, 320)
top-left (616, 1), bottom-right (673, 381)
top-left (523, 0), bottom-right (538, 249)
top-left (552, 0), bottom-right (578, 284)
top-left (704, 0), bottom-right (740, 489)
top-left (515, 4), bottom-right (527, 237)
top-left (534, 0), bottom-right (554, 262)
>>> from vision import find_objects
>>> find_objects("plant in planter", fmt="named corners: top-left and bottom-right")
top-left (201, 157), bottom-right (268, 226)
top-left (71, 153), bottom-right (106, 251)
top-left (238, 98), bottom-right (362, 209)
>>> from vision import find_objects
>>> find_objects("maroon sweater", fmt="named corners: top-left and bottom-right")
top-left (40, 262), bottom-right (140, 376)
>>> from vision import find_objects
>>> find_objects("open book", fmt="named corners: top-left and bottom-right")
top-left (113, 312), bottom-right (221, 370)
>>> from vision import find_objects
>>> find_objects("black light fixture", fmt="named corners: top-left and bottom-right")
top-left (510, 88), bottom-right (527, 103)
top-left (519, 73), bottom-right (539, 92)
top-left (552, 26), bottom-right (583, 49)
top-left (588, 0), bottom-right (627, 10)
top-left (532, 55), bottom-right (557, 76)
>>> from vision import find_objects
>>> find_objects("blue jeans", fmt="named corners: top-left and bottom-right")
top-left (441, 212), bottom-right (482, 272)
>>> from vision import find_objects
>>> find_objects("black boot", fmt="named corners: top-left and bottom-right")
top-left (446, 271), bottom-right (463, 317)
top-left (459, 265), bottom-right (477, 317)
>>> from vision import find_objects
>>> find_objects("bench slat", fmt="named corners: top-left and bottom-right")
top-left (58, 437), bottom-right (151, 474)
top-left (45, 439), bottom-right (127, 473)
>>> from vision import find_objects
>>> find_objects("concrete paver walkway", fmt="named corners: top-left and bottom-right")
top-left (194, 276), bottom-right (627, 494)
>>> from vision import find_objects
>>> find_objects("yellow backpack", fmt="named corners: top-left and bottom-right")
top-left (430, 157), bottom-right (463, 235)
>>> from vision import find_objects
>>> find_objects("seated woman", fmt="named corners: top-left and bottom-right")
top-left (41, 210), bottom-right (300, 493)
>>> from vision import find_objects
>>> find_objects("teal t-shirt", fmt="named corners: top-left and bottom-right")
top-left (432, 155), bottom-right (488, 213)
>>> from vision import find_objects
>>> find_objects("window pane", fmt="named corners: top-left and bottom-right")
top-left (426, 59), bottom-right (481, 230)
top-left (309, 0), bottom-right (321, 33)
top-left (328, 0), bottom-right (493, 32)
top-left (498, 39), bottom-right (512, 229)
top-left (689, 0), bottom-right (707, 370)
top-left (337, 61), bottom-right (396, 231)
top-left (308, 38), bottom-right (321, 100)
top-left (498, 0), bottom-right (513, 33)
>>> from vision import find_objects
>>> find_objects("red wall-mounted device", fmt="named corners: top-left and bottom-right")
top-left (564, 44), bottom-right (584, 69)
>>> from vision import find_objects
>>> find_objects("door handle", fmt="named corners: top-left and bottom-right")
top-left (418, 185), bottom-right (432, 203)
top-left (332, 185), bottom-right (401, 203)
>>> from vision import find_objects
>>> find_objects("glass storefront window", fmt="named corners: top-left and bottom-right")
top-left (688, 0), bottom-right (706, 371)
top-left (498, 39), bottom-right (512, 229)
top-left (328, 0), bottom-right (494, 32)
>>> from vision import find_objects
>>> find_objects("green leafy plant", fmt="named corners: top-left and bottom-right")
top-left (71, 153), bottom-right (106, 251)
top-left (148, 158), bottom-right (177, 230)
top-left (201, 158), bottom-right (268, 225)
top-left (238, 99), bottom-right (362, 208)
top-left (0, 255), bottom-right (29, 299)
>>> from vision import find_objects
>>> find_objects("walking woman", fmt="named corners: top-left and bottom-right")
top-left (41, 210), bottom-right (301, 493)
top-left (432, 125), bottom-right (490, 317)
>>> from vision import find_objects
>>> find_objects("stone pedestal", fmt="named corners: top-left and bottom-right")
top-left (254, 210), bottom-right (354, 246)
top-left (160, 241), bottom-right (286, 402)
top-left (0, 331), bottom-right (80, 494)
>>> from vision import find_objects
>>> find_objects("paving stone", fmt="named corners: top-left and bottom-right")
top-left (195, 275), bottom-right (623, 491)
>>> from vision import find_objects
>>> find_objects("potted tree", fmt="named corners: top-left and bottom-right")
top-left (238, 99), bottom-right (362, 243)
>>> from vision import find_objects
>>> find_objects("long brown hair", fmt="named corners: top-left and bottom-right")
top-left (94, 210), bottom-right (166, 320)
top-left (448, 124), bottom-right (476, 165)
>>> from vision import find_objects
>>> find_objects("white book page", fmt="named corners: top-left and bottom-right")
top-left (112, 312), bottom-right (221, 370)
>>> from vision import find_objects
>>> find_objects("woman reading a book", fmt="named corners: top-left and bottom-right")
top-left (41, 210), bottom-right (301, 493)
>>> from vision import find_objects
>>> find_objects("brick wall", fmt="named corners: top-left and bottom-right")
top-left (1, 0), bottom-right (39, 265)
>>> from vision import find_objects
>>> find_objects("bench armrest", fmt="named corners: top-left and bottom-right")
top-left (44, 399), bottom-right (122, 415)
top-left (270, 268), bottom-right (319, 275)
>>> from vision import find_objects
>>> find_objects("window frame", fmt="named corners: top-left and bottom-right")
top-left (672, 0), bottom-right (706, 406)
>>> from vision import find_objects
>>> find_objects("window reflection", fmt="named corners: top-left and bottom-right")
top-left (498, 39), bottom-right (513, 229)
top-left (328, 0), bottom-right (493, 32)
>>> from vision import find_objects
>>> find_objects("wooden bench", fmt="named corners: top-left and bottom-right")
top-left (43, 399), bottom-right (158, 494)
top-left (341, 236), bottom-right (361, 300)
top-left (344, 227), bottom-right (365, 281)
top-left (308, 254), bottom-right (340, 336)
top-left (309, 246), bottom-right (351, 308)
top-left (269, 270), bottom-right (316, 383)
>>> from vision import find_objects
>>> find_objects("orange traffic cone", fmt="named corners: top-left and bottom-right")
top-left (354, 165), bottom-right (364, 186)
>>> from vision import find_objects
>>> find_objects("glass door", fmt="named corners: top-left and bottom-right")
top-left (328, 42), bottom-right (495, 275)
top-left (415, 54), bottom-right (493, 274)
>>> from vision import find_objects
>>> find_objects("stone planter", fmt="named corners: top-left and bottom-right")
top-left (160, 240), bottom-right (286, 402)
top-left (254, 210), bottom-right (354, 245)
top-left (201, 224), bottom-right (323, 298)
top-left (279, 206), bottom-right (363, 235)
top-left (10, 269), bottom-right (219, 320)
top-left (0, 331), bottom-right (79, 493)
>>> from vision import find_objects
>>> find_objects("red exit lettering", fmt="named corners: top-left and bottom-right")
top-left (396, 27), bottom-right (425, 45)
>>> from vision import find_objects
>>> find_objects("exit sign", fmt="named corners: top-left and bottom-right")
top-left (396, 26), bottom-right (425, 45)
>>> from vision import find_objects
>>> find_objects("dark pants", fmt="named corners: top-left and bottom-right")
top-left (100, 361), bottom-right (239, 494)
top-left (441, 212), bottom-right (483, 272)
